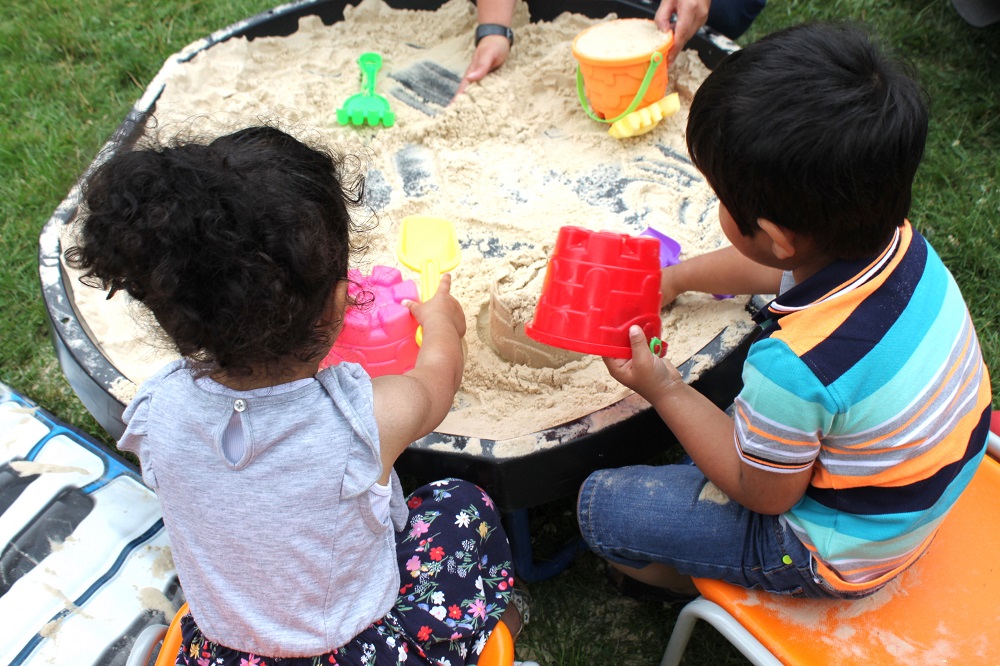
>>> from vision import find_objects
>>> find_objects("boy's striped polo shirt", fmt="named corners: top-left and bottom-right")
top-left (735, 221), bottom-right (992, 593)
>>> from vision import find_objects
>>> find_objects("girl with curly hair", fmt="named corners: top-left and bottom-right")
top-left (66, 125), bottom-right (520, 665)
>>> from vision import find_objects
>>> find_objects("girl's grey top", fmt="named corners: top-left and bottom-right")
top-left (121, 359), bottom-right (407, 656)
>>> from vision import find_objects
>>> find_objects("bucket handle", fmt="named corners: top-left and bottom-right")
top-left (576, 51), bottom-right (664, 124)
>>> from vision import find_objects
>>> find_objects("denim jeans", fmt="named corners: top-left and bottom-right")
top-left (707, 0), bottom-right (767, 39)
top-left (578, 463), bottom-right (869, 599)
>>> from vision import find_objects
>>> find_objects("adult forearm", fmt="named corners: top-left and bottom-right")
top-left (476, 0), bottom-right (516, 25)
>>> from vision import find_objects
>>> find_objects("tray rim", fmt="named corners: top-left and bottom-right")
top-left (38, 0), bottom-right (755, 509)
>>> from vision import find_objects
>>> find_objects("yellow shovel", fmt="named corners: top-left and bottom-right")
top-left (397, 215), bottom-right (461, 344)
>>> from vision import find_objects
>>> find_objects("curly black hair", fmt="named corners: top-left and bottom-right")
top-left (65, 125), bottom-right (367, 376)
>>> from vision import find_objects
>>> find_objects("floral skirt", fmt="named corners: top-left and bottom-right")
top-left (176, 478), bottom-right (514, 666)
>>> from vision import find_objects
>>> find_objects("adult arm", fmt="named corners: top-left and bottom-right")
top-left (654, 0), bottom-right (711, 65)
top-left (457, 0), bottom-right (516, 95)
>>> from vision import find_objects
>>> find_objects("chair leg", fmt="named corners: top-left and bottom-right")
top-left (662, 597), bottom-right (783, 666)
top-left (503, 509), bottom-right (586, 583)
top-left (660, 597), bottom-right (703, 666)
top-left (987, 429), bottom-right (999, 460)
top-left (125, 624), bottom-right (167, 666)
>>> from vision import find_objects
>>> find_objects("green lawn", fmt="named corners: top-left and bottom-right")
top-left (1, 0), bottom-right (997, 664)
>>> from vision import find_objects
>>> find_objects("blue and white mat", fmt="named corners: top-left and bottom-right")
top-left (0, 382), bottom-right (179, 665)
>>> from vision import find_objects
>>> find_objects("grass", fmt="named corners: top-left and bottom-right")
top-left (1, 0), bottom-right (997, 664)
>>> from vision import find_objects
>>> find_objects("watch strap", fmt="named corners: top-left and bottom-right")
top-left (475, 23), bottom-right (514, 46)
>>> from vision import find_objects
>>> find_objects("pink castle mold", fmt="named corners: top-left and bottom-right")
top-left (321, 265), bottom-right (419, 377)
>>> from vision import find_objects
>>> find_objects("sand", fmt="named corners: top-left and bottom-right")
top-left (62, 0), bottom-right (753, 445)
top-left (574, 19), bottom-right (671, 60)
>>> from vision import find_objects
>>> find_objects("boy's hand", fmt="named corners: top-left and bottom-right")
top-left (660, 264), bottom-right (683, 308)
top-left (403, 273), bottom-right (467, 339)
top-left (603, 325), bottom-right (684, 401)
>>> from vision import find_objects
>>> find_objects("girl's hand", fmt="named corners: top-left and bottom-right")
top-left (374, 274), bottom-right (465, 476)
top-left (457, 36), bottom-right (511, 95)
top-left (403, 273), bottom-right (466, 339)
top-left (603, 325), bottom-right (684, 402)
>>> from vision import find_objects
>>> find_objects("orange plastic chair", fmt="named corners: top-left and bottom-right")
top-left (662, 432), bottom-right (1000, 666)
top-left (124, 602), bottom-right (187, 666)
top-left (153, 602), bottom-right (187, 665)
top-left (480, 618), bottom-right (516, 665)
top-left (127, 602), bottom-right (515, 666)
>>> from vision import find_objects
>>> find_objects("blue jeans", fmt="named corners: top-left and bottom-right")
top-left (578, 463), bottom-right (871, 600)
top-left (707, 0), bottom-right (767, 39)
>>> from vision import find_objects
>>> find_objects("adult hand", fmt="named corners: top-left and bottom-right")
top-left (457, 36), bottom-right (511, 95)
top-left (654, 0), bottom-right (711, 66)
top-left (603, 325), bottom-right (684, 403)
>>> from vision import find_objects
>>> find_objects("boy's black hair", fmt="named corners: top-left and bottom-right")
top-left (686, 22), bottom-right (928, 259)
top-left (65, 125), bottom-right (367, 376)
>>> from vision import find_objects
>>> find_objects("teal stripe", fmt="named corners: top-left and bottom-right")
top-left (786, 449), bottom-right (984, 552)
top-left (836, 282), bottom-right (968, 434)
top-left (743, 339), bottom-right (841, 416)
top-left (788, 512), bottom-right (942, 563)
top-left (825, 257), bottom-right (951, 409)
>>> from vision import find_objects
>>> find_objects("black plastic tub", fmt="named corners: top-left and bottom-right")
top-left (39, 0), bottom-right (751, 513)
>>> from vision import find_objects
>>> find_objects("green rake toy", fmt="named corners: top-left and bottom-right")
top-left (337, 52), bottom-right (395, 127)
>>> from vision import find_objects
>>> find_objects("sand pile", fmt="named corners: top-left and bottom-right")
top-left (63, 0), bottom-right (751, 442)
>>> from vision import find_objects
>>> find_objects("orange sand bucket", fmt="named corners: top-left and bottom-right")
top-left (572, 19), bottom-right (674, 122)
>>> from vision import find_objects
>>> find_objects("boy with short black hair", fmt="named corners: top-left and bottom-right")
top-left (577, 21), bottom-right (993, 601)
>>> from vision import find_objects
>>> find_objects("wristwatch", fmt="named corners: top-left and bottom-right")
top-left (475, 23), bottom-right (514, 47)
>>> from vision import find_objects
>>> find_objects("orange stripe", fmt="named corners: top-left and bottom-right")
top-left (735, 420), bottom-right (812, 472)
top-left (811, 529), bottom-right (939, 592)
top-left (812, 326), bottom-right (974, 453)
top-left (772, 224), bottom-right (912, 357)
top-left (855, 325), bottom-right (976, 452)
top-left (811, 382), bottom-right (990, 490)
top-left (736, 402), bottom-right (817, 451)
top-left (830, 552), bottom-right (916, 579)
top-left (888, 377), bottom-right (993, 486)
top-left (808, 357), bottom-right (989, 491)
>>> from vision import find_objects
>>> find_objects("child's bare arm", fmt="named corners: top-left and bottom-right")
top-left (661, 245), bottom-right (784, 307)
top-left (605, 326), bottom-right (811, 514)
top-left (371, 274), bottom-right (466, 479)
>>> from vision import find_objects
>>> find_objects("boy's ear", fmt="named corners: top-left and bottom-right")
top-left (757, 218), bottom-right (797, 260)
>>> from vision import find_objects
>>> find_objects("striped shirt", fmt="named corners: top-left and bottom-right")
top-left (736, 221), bottom-right (992, 593)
